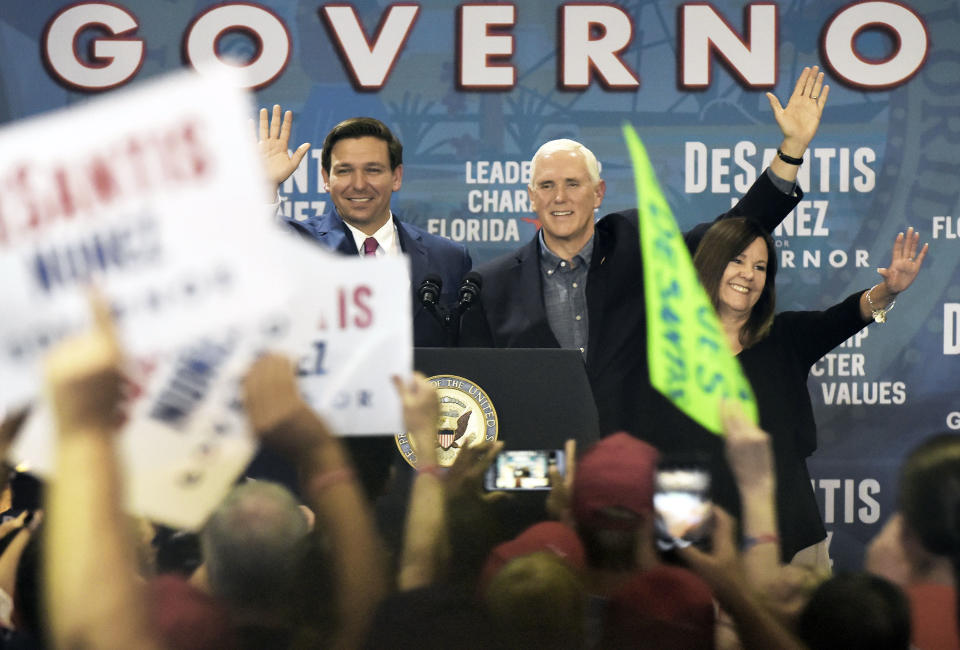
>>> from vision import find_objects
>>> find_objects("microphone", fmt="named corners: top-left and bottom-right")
top-left (418, 274), bottom-right (443, 308)
top-left (457, 272), bottom-right (482, 310)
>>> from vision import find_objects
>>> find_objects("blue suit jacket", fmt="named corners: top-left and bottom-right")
top-left (286, 211), bottom-right (472, 347)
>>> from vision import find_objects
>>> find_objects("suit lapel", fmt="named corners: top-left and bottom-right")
top-left (395, 219), bottom-right (428, 317)
top-left (313, 213), bottom-right (358, 256)
top-left (585, 245), bottom-right (608, 366)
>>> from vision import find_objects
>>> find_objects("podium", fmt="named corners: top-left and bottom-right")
top-left (409, 347), bottom-right (600, 540)
top-left (414, 347), bottom-right (600, 451)
top-left (248, 347), bottom-right (602, 548)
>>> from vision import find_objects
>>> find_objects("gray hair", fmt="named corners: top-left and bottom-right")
top-left (201, 481), bottom-right (309, 611)
top-left (529, 139), bottom-right (602, 187)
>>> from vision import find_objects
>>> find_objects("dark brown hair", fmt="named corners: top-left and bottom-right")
top-left (898, 433), bottom-right (960, 640)
top-left (321, 117), bottom-right (403, 173)
top-left (693, 217), bottom-right (777, 349)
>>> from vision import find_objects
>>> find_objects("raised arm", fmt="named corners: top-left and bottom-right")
top-left (258, 104), bottom-right (311, 198)
top-left (394, 373), bottom-right (447, 590)
top-left (722, 406), bottom-right (781, 593)
top-left (859, 226), bottom-right (928, 323)
top-left (243, 353), bottom-right (387, 650)
top-left (44, 294), bottom-right (161, 649)
top-left (766, 65), bottom-right (830, 184)
top-left (678, 509), bottom-right (805, 650)
top-left (685, 67), bottom-right (830, 252)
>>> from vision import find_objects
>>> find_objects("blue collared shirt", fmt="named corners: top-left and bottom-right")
top-left (539, 231), bottom-right (594, 358)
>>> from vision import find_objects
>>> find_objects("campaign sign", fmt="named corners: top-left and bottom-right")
top-left (13, 329), bottom-right (261, 530)
top-left (288, 254), bottom-right (413, 436)
top-left (10, 240), bottom-right (410, 528)
top-left (119, 320), bottom-right (283, 530)
top-left (624, 124), bottom-right (758, 435)
top-left (0, 70), bottom-right (287, 413)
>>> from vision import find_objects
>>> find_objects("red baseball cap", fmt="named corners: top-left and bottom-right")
top-left (479, 521), bottom-right (585, 592)
top-left (572, 432), bottom-right (659, 529)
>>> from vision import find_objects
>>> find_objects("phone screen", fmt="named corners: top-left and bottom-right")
top-left (484, 449), bottom-right (565, 491)
top-left (653, 466), bottom-right (713, 550)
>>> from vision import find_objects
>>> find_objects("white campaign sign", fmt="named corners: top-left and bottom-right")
top-left (10, 235), bottom-right (411, 528)
top-left (0, 70), bottom-right (288, 413)
top-left (287, 254), bottom-right (413, 436)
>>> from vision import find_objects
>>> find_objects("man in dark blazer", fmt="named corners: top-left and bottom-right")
top-left (255, 109), bottom-right (471, 509)
top-left (260, 107), bottom-right (472, 348)
top-left (460, 67), bottom-right (829, 437)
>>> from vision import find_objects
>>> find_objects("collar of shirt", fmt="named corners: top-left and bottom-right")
top-left (538, 230), bottom-right (595, 274)
top-left (344, 213), bottom-right (401, 257)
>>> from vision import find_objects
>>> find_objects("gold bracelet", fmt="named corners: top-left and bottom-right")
top-left (866, 285), bottom-right (896, 324)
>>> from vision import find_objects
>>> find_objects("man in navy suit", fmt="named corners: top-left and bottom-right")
top-left (256, 109), bottom-right (472, 517)
top-left (260, 107), bottom-right (472, 348)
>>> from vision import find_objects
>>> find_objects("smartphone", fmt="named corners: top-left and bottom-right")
top-left (484, 449), bottom-right (565, 491)
top-left (653, 464), bottom-right (713, 550)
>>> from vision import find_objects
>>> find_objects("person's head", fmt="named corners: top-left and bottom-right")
top-left (479, 521), bottom-right (585, 593)
top-left (798, 572), bottom-right (911, 650)
top-left (899, 433), bottom-right (960, 558)
top-left (484, 551), bottom-right (585, 649)
top-left (572, 433), bottom-right (659, 570)
top-left (897, 432), bottom-right (960, 639)
top-left (528, 139), bottom-right (605, 259)
top-left (200, 481), bottom-right (309, 615)
top-left (694, 217), bottom-right (777, 348)
top-left (320, 117), bottom-right (403, 235)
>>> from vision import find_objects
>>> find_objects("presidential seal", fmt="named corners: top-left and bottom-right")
top-left (395, 374), bottom-right (499, 469)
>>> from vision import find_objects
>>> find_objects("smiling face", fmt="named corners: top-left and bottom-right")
top-left (528, 149), bottom-right (605, 259)
top-left (321, 136), bottom-right (403, 235)
top-left (717, 236), bottom-right (768, 320)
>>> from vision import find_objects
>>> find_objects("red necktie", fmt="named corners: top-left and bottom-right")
top-left (362, 237), bottom-right (378, 256)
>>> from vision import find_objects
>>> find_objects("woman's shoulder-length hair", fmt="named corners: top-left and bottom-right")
top-left (692, 217), bottom-right (777, 349)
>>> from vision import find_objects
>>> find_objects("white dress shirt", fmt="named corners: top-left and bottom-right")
top-left (343, 213), bottom-right (401, 257)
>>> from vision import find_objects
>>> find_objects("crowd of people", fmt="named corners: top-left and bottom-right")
top-left (0, 65), bottom-right (951, 648)
top-left (0, 316), bottom-right (954, 648)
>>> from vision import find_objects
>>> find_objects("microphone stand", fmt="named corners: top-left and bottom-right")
top-left (419, 276), bottom-right (481, 347)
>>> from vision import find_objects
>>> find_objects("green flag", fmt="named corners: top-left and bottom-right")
top-left (622, 123), bottom-right (758, 434)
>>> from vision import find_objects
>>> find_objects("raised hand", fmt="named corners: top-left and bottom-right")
top-left (258, 104), bottom-right (311, 191)
top-left (722, 402), bottom-right (775, 494)
top-left (392, 373), bottom-right (440, 466)
top-left (45, 291), bottom-right (125, 436)
top-left (879, 226), bottom-right (928, 295)
top-left (444, 440), bottom-right (503, 498)
top-left (242, 353), bottom-right (331, 454)
top-left (766, 66), bottom-right (830, 155)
